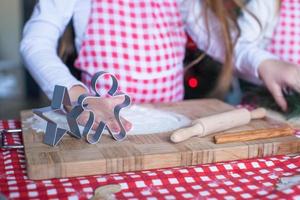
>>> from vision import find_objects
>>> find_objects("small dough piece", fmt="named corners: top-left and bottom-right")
top-left (90, 184), bottom-right (122, 200)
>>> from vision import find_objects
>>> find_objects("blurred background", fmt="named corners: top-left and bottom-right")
top-left (0, 0), bottom-right (48, 119)
top-left (0, 0), bottom-right (240, 119)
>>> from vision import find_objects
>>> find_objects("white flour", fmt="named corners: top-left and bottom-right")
top-left (24, 105), bottom-right (191, 135)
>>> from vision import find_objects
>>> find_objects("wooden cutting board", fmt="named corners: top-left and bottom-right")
top-left (21, 99), bottom-right (300, 180)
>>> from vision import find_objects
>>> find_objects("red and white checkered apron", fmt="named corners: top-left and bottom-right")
top-left (75, 0), bottom-right (187, 103)
top-left (267, 0), bottom-right (300, 64)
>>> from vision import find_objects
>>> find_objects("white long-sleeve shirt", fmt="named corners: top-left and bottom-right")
top-left (234, 0), bottom-right (279, 84)
top-left (20, 0), bottom-right (276, 98)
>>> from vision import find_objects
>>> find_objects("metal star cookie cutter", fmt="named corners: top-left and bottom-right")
top-left (33, 71), bottom-right (131, 146)
top-left (33, 85), bottom-right (83, 146)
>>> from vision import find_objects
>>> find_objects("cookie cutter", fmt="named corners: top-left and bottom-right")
top-left (33, 85), bottom-right (82, 146)
top-left (0, 129), bottom-right (23, 149)
top-left (33, 71), bottom-right (131, 146)
top-left (68, 71), bottom-right (131, 144)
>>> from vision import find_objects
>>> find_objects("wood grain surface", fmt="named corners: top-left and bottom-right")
top-left (21, 99), bottom-right (300, 180)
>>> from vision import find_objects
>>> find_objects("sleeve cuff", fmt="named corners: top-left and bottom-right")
top-left (66, 80), bottom-right (89, 94)
top-left (234, 42), bottom-right (279, 85)
top-left (45, 78), bottom-right (89, 99)
top-left (251, 50), bottom-right (279, 82)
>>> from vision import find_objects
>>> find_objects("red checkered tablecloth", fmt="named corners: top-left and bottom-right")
top-left (1, 120), bottom-right (300, 200)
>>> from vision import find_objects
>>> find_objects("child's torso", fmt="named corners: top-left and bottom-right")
top-left (73, 0), bottom-right (187, 103)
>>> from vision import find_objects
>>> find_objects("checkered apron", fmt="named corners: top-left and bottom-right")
top-left (267, 0), bottom-right (300, 64)
top-left (75, 0), bottom-right (187, 103)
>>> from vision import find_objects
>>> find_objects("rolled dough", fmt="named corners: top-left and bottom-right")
top-left (25, 105), bottom-right (191, 135)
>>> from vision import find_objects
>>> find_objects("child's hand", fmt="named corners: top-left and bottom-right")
top-left (68, 85), bottom-right (132, 132)
top-left (258, 59), bottom-right (300, 111)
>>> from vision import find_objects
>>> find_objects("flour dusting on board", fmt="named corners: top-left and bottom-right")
top-left (25, 105), bottom-right (191, 135)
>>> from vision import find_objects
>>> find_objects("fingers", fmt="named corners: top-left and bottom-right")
top-left (106, 118), bottom-right (121, 132)
top-left (103, 116), bottom-right (132, 132)
top-left (78, 112), bottom-right (132, 133)
top-left (91, 115), bottom-right (131, 132)
top-left (295, 69), bottom-right (300, 92)
top-left (121, 116), bottom-right (132, 131)
top-left (92, 120), bottom-right (100, 131)
top-left (77, 111), bottom-right (91, 126)
top-left (268, 84), bottom-right (288, 112)
top-left (286, 68), bottom-right (300, 93)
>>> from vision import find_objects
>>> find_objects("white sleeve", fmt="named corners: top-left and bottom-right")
top-left (20, 0), bottom-right (86, 99)
top-left (179, 0), bottom-right (226, 63)
top-left (234, 0), bottom-right (279, 84)
top-left (180, 0), bottom-right (279, 85)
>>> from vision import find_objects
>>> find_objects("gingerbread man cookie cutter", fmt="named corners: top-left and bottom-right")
top-left (70, 71), bottom-right (131, 144)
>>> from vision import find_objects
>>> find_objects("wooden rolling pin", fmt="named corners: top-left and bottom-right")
top-left (170, 108), bottom-right (267, 143)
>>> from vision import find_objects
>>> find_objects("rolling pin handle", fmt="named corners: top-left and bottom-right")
top-left (250, 108), bottom-right (266, 120)
top-left (170, 123), bottom-right (204, 143)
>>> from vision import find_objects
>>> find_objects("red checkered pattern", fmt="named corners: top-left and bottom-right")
top-left (268, 0), bottom-right (300, 64)
top-left (1, 120), bottom-right (300, 200)
top-left (75, 0), bottom-right (187, 103)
